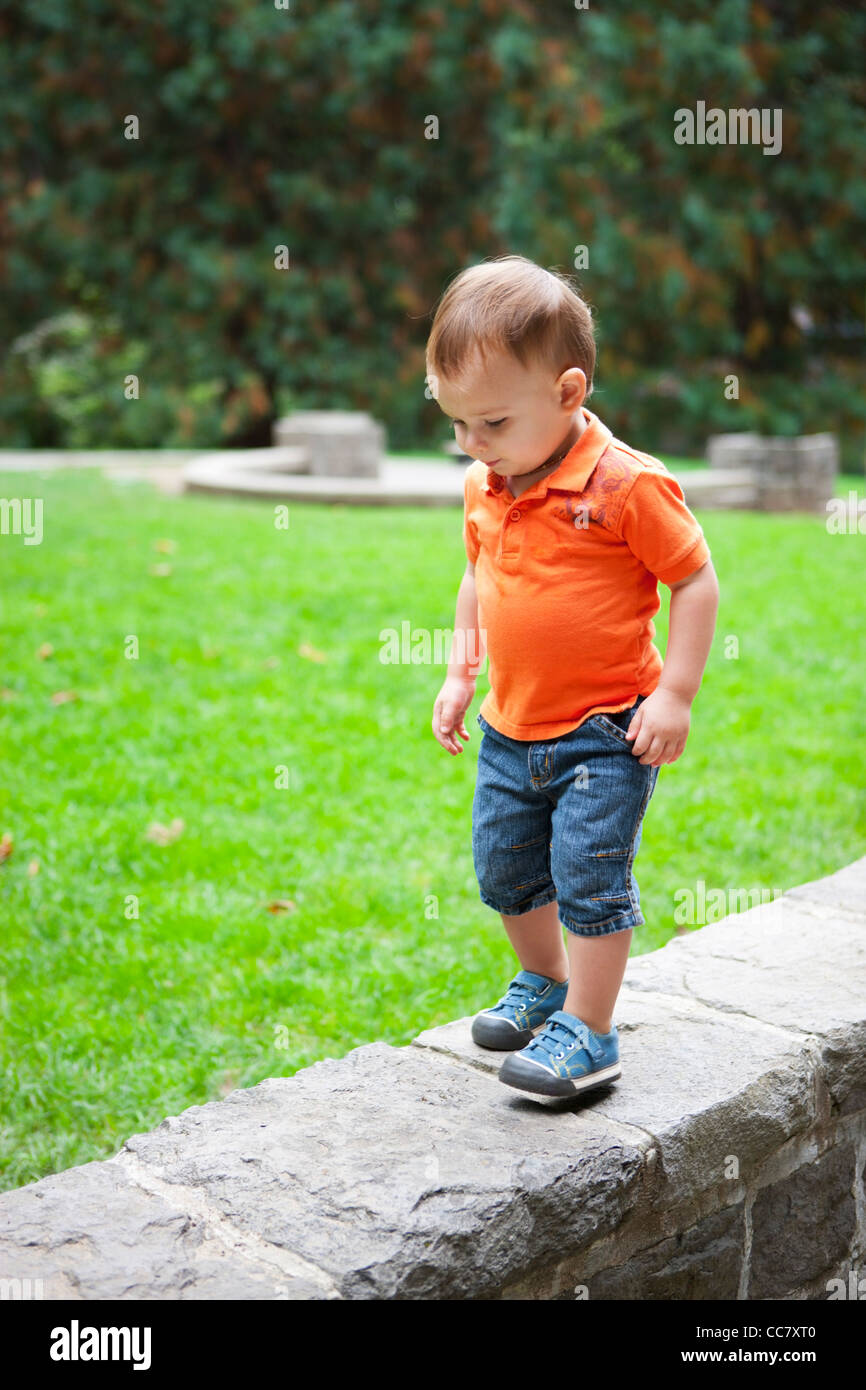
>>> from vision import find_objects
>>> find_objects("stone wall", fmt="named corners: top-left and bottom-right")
top-left (706, 431), bottom-right (839, 512)
top-left (1, 857), bottom-right (864, 1301)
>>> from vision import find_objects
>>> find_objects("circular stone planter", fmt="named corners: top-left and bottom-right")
top-left (182, 448), bottom-right (466, 506)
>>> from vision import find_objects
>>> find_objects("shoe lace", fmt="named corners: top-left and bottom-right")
top-left (494, 979), bottom-right (539, 1014)
top-left (529, 1017), bottom-right (592, 1061)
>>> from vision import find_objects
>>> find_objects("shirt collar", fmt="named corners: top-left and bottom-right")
top-left (482, 407), bottom-right (612, 497)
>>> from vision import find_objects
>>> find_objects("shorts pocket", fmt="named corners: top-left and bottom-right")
top-left (557, 851), bottom-right (632, 931)
top-left (575, 849), bottom-right (631, 902)
top-left (589, 698), bottom-right (642, 746)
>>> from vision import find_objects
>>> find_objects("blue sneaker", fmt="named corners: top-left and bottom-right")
top-left (498, 1010), bottom-right (621, 1097)
top-left (471, 970), bottom-right (569, 1050)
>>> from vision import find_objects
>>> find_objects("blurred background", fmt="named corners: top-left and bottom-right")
top-left (2, 0), bottom-right (864, 465)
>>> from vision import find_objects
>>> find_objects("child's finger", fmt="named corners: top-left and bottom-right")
top-left (432, 706), bottom-right (453, 750)
top-left (438, 710), bottom-right (459, 752)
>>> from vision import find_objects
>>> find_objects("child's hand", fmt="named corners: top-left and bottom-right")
top-left (625, 689), bottom-right (691, 766)
top-left (432, 675), bottom-right (477, 755)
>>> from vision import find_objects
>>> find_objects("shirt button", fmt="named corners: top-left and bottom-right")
top-left (510, 509), bottom-right (521, 521)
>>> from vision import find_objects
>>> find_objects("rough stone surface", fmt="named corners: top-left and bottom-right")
top-left (111, 1043), bottom-right (646, 1301)
top-left (748, 1143), bottom-right (856, 1299)
top-left (0, 1159), bottom-right (329, 1300)
top-left (585, 1202), bottom-right (745, 1301)
top-left (785, 855), bottom-right (866, 916)
top-left (623, 891), bottom-right (866, 1116)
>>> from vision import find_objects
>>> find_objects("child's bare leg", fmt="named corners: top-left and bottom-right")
top-left (563, 928), bottom-right (632, 1035)
top-left (501, 900), bottom-right (569, 983)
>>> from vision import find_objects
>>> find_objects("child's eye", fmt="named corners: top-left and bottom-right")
top-left (449, 418), bottom-right (506, 429)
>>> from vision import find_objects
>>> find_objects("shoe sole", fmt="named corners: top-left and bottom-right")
top-left (498, 1059), bottom-right (622, 1098)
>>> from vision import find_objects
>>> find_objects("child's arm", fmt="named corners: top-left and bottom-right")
top-left (626, 559), bottom-right (720, 767)
top-left (432, 559), bottom-right (486, 755)
top-left (657, 560), bottom-right (720, 701)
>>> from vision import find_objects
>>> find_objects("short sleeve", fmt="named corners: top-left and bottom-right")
top-left (463, 469), bottom-right (480, 564)
top-left (618, 469), bottom-right (711, 586)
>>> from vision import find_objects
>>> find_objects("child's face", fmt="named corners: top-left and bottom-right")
top-left (429, 349), bottom-right (587, 478)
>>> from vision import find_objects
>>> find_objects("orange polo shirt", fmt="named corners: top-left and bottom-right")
top-left (462, 407), bottom-right (711, 741)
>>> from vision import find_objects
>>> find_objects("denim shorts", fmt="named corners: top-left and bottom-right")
top-left (472, 695), bottom-right (660, 938)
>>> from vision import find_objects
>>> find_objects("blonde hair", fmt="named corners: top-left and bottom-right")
top-left (426, 254), bottom-right (596, 397)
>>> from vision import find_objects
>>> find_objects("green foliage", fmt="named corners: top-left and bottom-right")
top-left (594, 361), bottom-right (866, 466)
top-left (0, 1), bottom-right (863, 461)
top-left (3, 309), bottom-right (228, 447)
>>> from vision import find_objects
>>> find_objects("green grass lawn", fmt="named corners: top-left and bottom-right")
top-left (1, 465), bottom-right (865, 1191)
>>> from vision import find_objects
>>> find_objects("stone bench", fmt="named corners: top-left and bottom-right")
top-left (1, 855), bottom-right (864, 1301)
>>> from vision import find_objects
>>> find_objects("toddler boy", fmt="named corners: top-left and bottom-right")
top-left (428, 255), bottom-right (719, 1098)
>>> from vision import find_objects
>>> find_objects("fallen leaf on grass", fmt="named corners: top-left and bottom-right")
top-left (36, 642), bottom-right (53, 660)
top-left (265, 899), bottom-right (296, 914)
top-left (298, 642), bottom-right (327, 663)
top-left (50, 690), bottom-right (78, 705)
top-left (0, 833), bottom-right (13, 862)
top-left (145, 818), bottom-right (185, 845)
